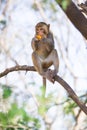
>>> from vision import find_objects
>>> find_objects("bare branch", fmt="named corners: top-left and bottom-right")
top-left (0, 65), bottom-right (87, 115)
top-left (0, 65), bottom-right (35, 78)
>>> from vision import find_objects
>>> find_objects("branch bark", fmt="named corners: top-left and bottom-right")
top-left (0, 65), bottom-right (87, 115)
top-left (78, 1), bottom-right (87, 15)
top-left (55, 1), bottom-right (87, 39)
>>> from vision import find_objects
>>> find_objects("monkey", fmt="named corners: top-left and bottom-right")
top-left (31, 22), bottom-right (59, 85)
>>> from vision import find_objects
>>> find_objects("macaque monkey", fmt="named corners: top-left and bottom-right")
top-left (31, 22), bottom-right (59, 84)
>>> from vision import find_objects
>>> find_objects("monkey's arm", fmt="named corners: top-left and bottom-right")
top-left (43, 38), bottom-right (54, 46)
top-left (31, 38), bottom-right (39, 51)
top-left (41, 37), bottom-right (54, 52)
top-left (42, 32), bottom-right (54, 47)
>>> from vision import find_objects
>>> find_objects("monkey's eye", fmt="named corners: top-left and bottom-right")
top-left (40, 28), bottom-right (44, 31)
top-left (40, 28), bottom-right (46, 34)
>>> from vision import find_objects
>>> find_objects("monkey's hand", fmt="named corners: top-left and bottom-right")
top-left (36, 35), bottom-right (42, 40)
top-left (31, 38), bottom-right (39, 50)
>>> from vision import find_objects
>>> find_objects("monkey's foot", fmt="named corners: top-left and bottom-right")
top-left (44, 69), bottom-right (55, 83)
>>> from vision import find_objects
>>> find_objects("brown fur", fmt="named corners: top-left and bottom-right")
top-left (31, 22), bottom-right (59, 83)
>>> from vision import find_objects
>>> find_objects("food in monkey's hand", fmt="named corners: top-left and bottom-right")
top-left (36, 35), bottom-right (42, 40)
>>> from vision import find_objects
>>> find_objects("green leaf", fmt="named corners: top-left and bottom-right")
top-left (63, 101), bottom-right (77, 115)
top-left (0, 112), bottom-right (8, 125)
top-left (18, 108), bottom-right (30, 122)
top-left (6, 128), bottom-right (14, 130)
top-left (7, 103), bottom-right (30, 124)
top-left (17, 128), bottom-right (24, 130)
top-left (3, 87), bottom-right (12, 99)
top-left (55, 0), bottom-right (71, 10)
top-left (62, 0), bottom-right (70, 10)
top-left (7, 103), bottom-right (19, 122)
top-left (38, 105), bottom-right (46, 116)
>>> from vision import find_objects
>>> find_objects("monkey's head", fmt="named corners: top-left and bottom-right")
top-left (35, 22), bottom-right (50, 39)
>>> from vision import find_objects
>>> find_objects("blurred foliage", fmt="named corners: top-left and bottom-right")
top-left (0, 20), bottom-right (6, 30)
top-left (0, 103), bottom-right (40, 129)
top-left (37, 86), bottom-right (54, 117)
top-left (0, 84), bottom-right (41, 130)
top-left (0, 84), bottom-right (87, 129)
top-left (3, 86), bottom-right (12, 99)
top-left (63, 100), bottom-right (77, 115)
top-left (32, 0), bottom-right (71, 11)
top-left (0, 20), bottom-right (6, 25)
top-left (55, 0), bottom-right (71, 10)
top-left (32, 0), bottom-right (58, 13)
top-left (63, 94), bottom-right (87, 115)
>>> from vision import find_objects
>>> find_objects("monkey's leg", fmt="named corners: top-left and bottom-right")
top-left (52, 49), bottom-right (59, 74)
top-left (32, 52), bottom-right (43, 74)
top-left (32, 52), bottom-right (47, 96)
top-left (43, 49), bottom-right (59, 83)
top-left (32, 52), bottom-right (57, 83)
top-left (32, 52), bottom-right (47, 84)
top-left (43, 77), bottom-right (46, 97)
top-left (43, 77), bottom-right (46, 86)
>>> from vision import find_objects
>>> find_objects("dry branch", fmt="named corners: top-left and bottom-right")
top-left (0, 65), bottom-right (35, 77)
top-left (0, 65), bottom-right (87, 115)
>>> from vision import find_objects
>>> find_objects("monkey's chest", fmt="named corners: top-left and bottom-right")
top-left (36, 44), bottom-right (52, 59)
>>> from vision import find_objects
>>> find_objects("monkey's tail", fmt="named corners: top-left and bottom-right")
top-left (43, 77), bottom-right (46, 86)
top-left (43, 77), bottom-right (46, 97)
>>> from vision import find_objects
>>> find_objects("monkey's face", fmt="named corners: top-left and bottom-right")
top-left (35, 23), bottom-right (50, 39)
top-left (35, 26), bottom-right (47, 39)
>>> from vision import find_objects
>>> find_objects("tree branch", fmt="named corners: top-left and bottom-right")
top-left (78, 1), bottom-right (87, 15)
top-left (55, 0), bottom-right (87, 40)
top-left (0, 65), bottom-right (35, 77)
top-left (0, 65), bottom-right (87, 115)
top-left (55, 75), bottom-right (87, 115)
